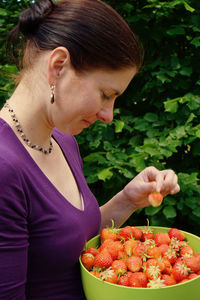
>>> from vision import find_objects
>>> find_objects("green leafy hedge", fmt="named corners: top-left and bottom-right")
top-left (77, 0), bottom-right (200, 235)
top-left (0, 0), bottom-right (200, 235)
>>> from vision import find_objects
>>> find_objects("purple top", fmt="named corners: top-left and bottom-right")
top-left (0, 118), bottom-right (101, 299)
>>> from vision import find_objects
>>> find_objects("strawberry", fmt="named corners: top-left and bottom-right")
top-left (163, 247), bottom-right (177, 265)
top-left (118, 226), bottom-right (134, 240)
top-left (124, 239), bottom-right (139, 257)
top-left (131, 226), bottom-right (143, 240)
top-left (147, 246), bottom-right (162, 259)
top-left (148, 192), bottom-right (163, 207)
top-left (117, 274), bottom-right (129, 286)
top-left (183, 256), bottom-right (200, 273)
top-left (145, 264), bottom-right (162, 280)
top-left (158, 244), bottom-right (170, 255)
top-left (128, 274), bottom-right (141, 287)
top-left (81, 253), bottom-right (95, 270)
top-left (126, 255), bottom-right (142, 272)
top-left (188, 273), bottom-right (199, 280)
top-left (162, 258), bottom-right (173, 275)
top-left (90, 270), bottom-right (100, 278)
top-left (111, 260), bottom-right (127, 276)
top-left (100, 220), bottom-right (119, 243)
top-left (179, 241), bottom-right (188, 249)
top-left (99, 239), bottom-right (114, 251)
top-left (93, 248), bottom-right (113, 269)
top-left (179, 278), bottom-right (189, 284)
top-left (133, 242), bottom-right (146, 259)
top-left (145, 258), bottom-right (165, 278)
top-left (161, 274), bottom-right (176, 286)
top-left (142, 220), bottom-right (154, 241)
top-left (147, 277), bottom-right (166, 288)
top-left (84, 247), bottom-right (99, 256)
top-left (100, 239), bottom-right (124, 260)
top-left (180, 245), bottom-right (194, 258)
top-left (168, 228), bottom-right (185, 241)
top-left (129, 272), bottom-right (148, 287)
top-left (117, 250), bottom-right (128, 260)
top-left (169, 237), bottom-right (181, 252)
top-left (172, 260), bottom-right (191, 282)
top-left (100, 267), bottom-right (118, 284)
top-left (154, 232), bottom-right (171, 246)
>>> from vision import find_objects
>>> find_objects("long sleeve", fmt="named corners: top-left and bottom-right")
top-left (0, 159), bottom-right (29, 299)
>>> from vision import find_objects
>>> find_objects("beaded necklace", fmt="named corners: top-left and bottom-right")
top-left (4, 101), bottom-right (53, 154)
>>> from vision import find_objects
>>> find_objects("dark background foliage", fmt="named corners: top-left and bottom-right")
top-left (0, 0), bottom-right (200, 235)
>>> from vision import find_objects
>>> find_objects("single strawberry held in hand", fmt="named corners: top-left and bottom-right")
top-left (148, 191), bottom-right (163, 207)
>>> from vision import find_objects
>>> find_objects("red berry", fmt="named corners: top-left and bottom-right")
top-left (126, 255), bottom-right (143, 272)
top-left (119, 226), bottom-right (134, 240)
top-left (93, 248), bottom-right (113, 269)
top-left (161, 274), bottom-right (176, 286)
top-left (111, 260), bottom-right (127, 275)
top-left (129, 272), bottom-right (148, 287)
top-left (172, 261), bottom-right (190, 282)
top-left (180, 245), bottom-right (194, 258)
top-left (100, 268), bottom-right (118, 284)
top-left (148, 192), bottom-right (163, 207)
top-left (131, 226), bottom-right (143, 240)
top-left (168, 228), bottom-right (185, 241)
top-left (117, 274), bottom-right (129, 286)
top-left (81, 253), bottom-right (95, 270)
top-left (183, 256), bottom-right (200, 273)
top-left (155, 232), bottom-right (171, 246)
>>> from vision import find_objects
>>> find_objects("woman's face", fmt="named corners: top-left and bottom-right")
top-left (51, 66), bottom-right (137, 135)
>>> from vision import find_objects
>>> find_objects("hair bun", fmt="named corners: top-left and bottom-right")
top-left (19, 0), bottom-right (55, 37)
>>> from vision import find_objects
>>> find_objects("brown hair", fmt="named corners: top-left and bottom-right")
top-left (8, 0), bottom-right (143, 74)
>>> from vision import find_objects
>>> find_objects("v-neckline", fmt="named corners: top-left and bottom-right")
top-left (0, 118), bottom-right (85, 212)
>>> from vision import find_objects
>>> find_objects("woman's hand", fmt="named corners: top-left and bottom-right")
top-left (122, 166), bottom-right (180, 210)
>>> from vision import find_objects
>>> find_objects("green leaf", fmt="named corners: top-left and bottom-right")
top-left (144, 113), bottom-right (158, 122)
top-left (163, 197), bottom-right (177, 206)
top-left (0, 8), bottom-right (7, 16)
top-left (191, 37), bottom-right (200, 48)
top-left (186, 113), bottom-right (196, 124)
top-left (129, 154), bottom-right (146, 172)
top-left (145, 205), bottom-right (162, 216)
top-left (83, 153), bottom-right (106, 164)
top-left (163, 206), bottom-right (177, 218)
top-left (97, 168), bottom-right (113, 181)
top-left (166, 26), bottom-right (185, 36)
top-left (180, 66), bottom-right (193, 76)
top-left (164, 99), bottom-right (179, 113)
top-left (134, 119), bottom-right (149, 131)
top-left (115, 120), bottom-right (124, 133)
top-left (192, 207), bottom-right (200, 217)
top-left (183, 1), bottom-right (195, 13)
top-left (156, 73), bottom-right (170, 83)
top-left (119, 168), bottom-right (134, 179)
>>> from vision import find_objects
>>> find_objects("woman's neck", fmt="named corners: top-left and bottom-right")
top-left (0, 77), bottom-right (53, 150)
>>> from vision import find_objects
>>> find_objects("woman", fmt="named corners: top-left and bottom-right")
top-left (0, 0), bottom-right (180, 299)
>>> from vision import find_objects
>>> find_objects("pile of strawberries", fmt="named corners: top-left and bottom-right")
top-left (81, 224), bottom-right (200, 288)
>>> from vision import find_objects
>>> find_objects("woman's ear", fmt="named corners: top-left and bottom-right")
top-left (47, 47), bottom-right (71, 85)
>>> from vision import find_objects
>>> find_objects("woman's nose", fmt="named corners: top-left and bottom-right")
top-left (96, 101), bottom-right (114, 123)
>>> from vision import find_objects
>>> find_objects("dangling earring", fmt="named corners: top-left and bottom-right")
top-left (50, 85), bottom-right (55, 104)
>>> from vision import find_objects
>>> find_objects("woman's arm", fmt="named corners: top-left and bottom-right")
top-left (100, 166), bottom-right (180, 230)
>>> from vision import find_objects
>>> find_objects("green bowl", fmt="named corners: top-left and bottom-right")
top-left (80, 226), bottom-right (200, 300)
